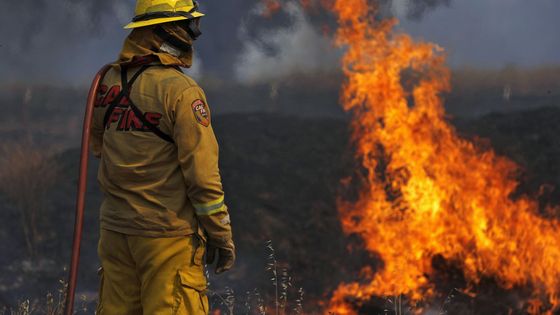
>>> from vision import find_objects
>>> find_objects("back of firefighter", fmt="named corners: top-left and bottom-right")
top-left (90, 1), bottom-right (235, 314)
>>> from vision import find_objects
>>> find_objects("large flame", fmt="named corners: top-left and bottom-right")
top-left (327, 0), bottom-right (560, 314)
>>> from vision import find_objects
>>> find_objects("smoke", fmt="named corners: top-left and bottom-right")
top-left (405, 0), bottom-right (452, 20)
top-left (0, 0), bottom-right (133, 84)
top-left (386, 0), bottom-right (452, 19)
top-left (0, 0), bottom-right (131, 49)
top-left (234, 1), bottom-right (340, 85)
top-left (3, 0), bottom-right (557, 86)
top-left (0, 0), bottom-right (451, 85)
top-left (233, 0), bottom-right (453, 85)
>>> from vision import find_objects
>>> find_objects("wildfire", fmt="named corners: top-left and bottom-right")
top-left (326, 0), bottom-right (560, 314)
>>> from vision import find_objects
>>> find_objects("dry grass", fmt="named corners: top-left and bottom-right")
top-left (0, 141), bottom-right (60, 259)
top-left (452, 65), bottom-right (560, 96)
top-left (0, 280), bottom-right (72, 315)
top-left (210, 241), bottom-right (305, 315)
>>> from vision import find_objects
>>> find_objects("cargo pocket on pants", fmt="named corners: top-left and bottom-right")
top-left (172, 269), bottom-right (208, 315)
top-left (96, 267), bottom-right (104, 314)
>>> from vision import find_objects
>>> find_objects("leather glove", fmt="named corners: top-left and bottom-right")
top-left (206, 239), bottom-right (235, 274)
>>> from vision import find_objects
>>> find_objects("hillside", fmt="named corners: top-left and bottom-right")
top-left (0, 107), bottom-right (559, 313)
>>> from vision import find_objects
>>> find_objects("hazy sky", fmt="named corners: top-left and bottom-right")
top-left (0, 0), bottom-right (558, 85)
top-left (398, 0), bottom-right (560, 68)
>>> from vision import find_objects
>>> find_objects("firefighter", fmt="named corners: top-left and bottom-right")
top-left (90, 0), bottom-right (235, 314)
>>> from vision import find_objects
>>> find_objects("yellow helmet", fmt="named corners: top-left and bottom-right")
top-left (125, 0), bottom-right (205, 29)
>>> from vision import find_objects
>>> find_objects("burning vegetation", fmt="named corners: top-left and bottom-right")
top-left (1, 1), bottom-right (559, 314)
top-left (326, 0), bottom-right (560, 314)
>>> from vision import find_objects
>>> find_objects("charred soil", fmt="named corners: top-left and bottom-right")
top-left (0, 107), bottom-right (558, 314)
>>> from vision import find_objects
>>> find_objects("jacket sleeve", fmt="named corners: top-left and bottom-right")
top-left (173, 86), bottom-right (233, 246)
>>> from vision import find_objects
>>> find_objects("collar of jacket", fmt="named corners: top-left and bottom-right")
top-left (115, 26), bottom-right (193, 68)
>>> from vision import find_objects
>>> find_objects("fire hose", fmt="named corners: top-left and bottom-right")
top-left (64, 65), bottom-right (111, 315)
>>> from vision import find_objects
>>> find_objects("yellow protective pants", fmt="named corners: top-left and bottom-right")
top-left (97, 229), bottom-right (209, 315)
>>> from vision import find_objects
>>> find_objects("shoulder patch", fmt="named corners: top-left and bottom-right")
top-left (191, 99), bottom-right (210, 127)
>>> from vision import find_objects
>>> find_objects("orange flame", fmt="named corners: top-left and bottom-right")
top-left (326, 0), bottom-right (560, 314)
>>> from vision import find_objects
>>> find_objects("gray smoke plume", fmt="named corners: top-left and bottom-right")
top-left (234, 0), bottom-right (453, 85)
top-left (235, 2), bottom-right (340, 84)
top-left (0, 0), bottom-right (131, 51)
top-left (0, 0), bottom-right (133, 84)
top-left (381, 0), bottom-right (452, 20)
top-left (13, 0), bottom-right (560, 88)
top-left (0, 0), bottom-right (256, 84)
top-left (0, 0), bottom-right (453, 84)
top-left (406, 0), bottom-right (452, 20)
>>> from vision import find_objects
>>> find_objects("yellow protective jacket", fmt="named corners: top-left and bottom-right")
top-left (90, 27), bottom-right (231, 244)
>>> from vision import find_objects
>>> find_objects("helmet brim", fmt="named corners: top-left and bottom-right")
top-left (124, 11), bottom-right (204, 29)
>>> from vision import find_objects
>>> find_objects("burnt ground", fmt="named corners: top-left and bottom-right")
top-left (0, 106), bottom-right (559, 314)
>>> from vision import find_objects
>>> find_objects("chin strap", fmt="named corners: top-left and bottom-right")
top-left (184, 19), bottom-right (202, 40)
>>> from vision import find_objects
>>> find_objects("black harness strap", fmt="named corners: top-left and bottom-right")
top-left (128, 97), bottom-right (175, 144)
top-left (103, 65), bottom-right (149, 128)
top-left (103, 65), bottom-right (175, 144)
